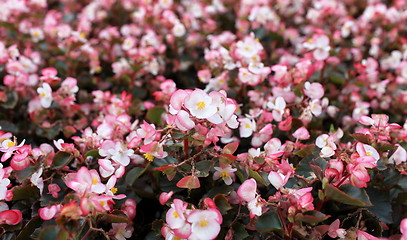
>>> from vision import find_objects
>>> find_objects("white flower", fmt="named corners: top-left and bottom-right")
top-left (31, 168), bottom-right (44, 195)
top-left (239, 118), bottom-right (256, 138)
top-left (108, 142), bottom-right (134, 166)
top-left (37, 83), bottom-right (53, 108)
top-left (172, 22), bottom-right (186, 37)
top-left (184, 89), bottom-right (217, 119)
top-left (267, 97), bottom-right (286, 122)
top-left (213, 165), bottom-right (237, 185)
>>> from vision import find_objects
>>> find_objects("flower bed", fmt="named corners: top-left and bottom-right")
top-left (0, 0), bottom-right (406, 239)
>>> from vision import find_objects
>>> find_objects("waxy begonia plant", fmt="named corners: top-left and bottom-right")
top-left (0, 0), bottom-right (405, 239)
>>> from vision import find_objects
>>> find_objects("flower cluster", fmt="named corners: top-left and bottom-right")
top-left (0, 0), bottom-right (405, 239)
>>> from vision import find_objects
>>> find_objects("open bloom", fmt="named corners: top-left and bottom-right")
top-left (187, 209), bottom-right (221, 240)
top-left (356, 143), bottom-right (380, 163)
top-left (184, 89), bottom-right (217, 119)
top-left (303, 35), bottom-right (331, 61)
top-left (213, 165), bottom-right (237, 185)
top-left (65, 167), bottom-right (105, 195)
top-left (316, 134), bottom-right (337, 158)
top-left (37, 82), bottom-right (53, 108)
top-left (267, 97), bottom-right (286, 122)
top-left (268, 171), bottom-right (290, 190)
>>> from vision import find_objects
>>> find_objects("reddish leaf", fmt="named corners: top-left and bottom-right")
top-left (176, 175), bottom-right (200, 189)
top-left (350, 133), bottom-right (371, 145)
top-left (156, 164), bottom-right (177, 181)
top-left (223, 142), bottom-right (239, 155)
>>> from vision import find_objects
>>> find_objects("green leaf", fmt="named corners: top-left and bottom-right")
top-left (146, 106), bottom-right (166, 125)
top-left (84, 149), bottom-right (101, 159)
top-left (329, 72), bottom-right (346, 85)
top-left (38, 226), bottom-right (61, 240)
top-left (214, 194), bottom-right (232, 214)
top-left (1, 91), bottom-right (18, 109)
top-left (195, 160), bottom-right (213, 177)
top-left (204, 185), bottom-right (234, 199)
top-left (248, 168), bottom-right (267, 186)
top-left (377, 143), bottom-right (397, 152)
top-left (12, 185), bottom-right (40, 201)
top-left (125, 167), bottom-right (147, 186)
top-left (51, 151), bottom-right (73, 169)
top-left (366, 187), bottom-right (392, 224)
top-left (255, 211), bottom-right (283, 232)
top-left (15, 164), bottom-right (39, 182)
top-left (324, 184), bottom-right (372, 207)
top-left (295, 211), bottom-right (330, 225)
top-left (232, 223), bottom-right (249, 240)
top-left (0, 120), bottom-right (18, 133)
top-left (295, 153), bottom-right (320, 178)
top-left (294, 144), bottom-right (316, 157)
top-left (16, 216), bottom-right (43, 240)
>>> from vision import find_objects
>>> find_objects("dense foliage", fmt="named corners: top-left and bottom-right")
top-left (0, 0), bottom-right (406, 239)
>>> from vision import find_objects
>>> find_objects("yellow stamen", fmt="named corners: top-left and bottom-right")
top-left (173, 211), bottom-right (179, 218)
top-left (199, 219), bottom-right (208, 227)
top-left (196, 101), bottom-right (206, 110)
top-left (110, 187), bottom-right (118, 194)
top-left (99, 201), bottom-right (106, 207)
top-left (144, 153), bottom-right (154, 162)
top-left (7, 141), bottom-right (15, 148)
top-left (245, 123), bottom-right (251, 128)
top-left (40, 92), bottom-right (46, 97)
top-left (92, 178), bottom-right (98, 185)
top-left (32, 32), bottom-right (40, 37)
top-left (80, 32), bottom-right (86, 38)
top-left (220, 171), bottom-right (230, 180)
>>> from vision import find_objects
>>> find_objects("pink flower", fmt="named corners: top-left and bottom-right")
top-left (121, 199), bottom-right (137, 220)
top-left (108, 223), bottom-right (133, 240)
top-left (356, 143), bottom-right (380, 163)
top-left (304, 82), bottom-right (324, 100)
top-left (166, 199), bottom-right (191, 238)
top-left (184, 89), bottom-right (217, 119)
top-left (389, 145), bottom-right (407, 165)
top-left (357, 230), bottom-right (379, 240)
top-left (401, 218), bottom-right (407, 240)
top-left (292, 127), bottom-right (310, 140)
top-left (328, 219), bottom-right (346, 238)
top-left (48, 183), bottom-right (61, 198)
top-left (0, 209), bottom-right (22, 225)
top-left (140, 141), bottom-right (168, 159)
top-left (213, 165), bottom-right (237, 185)
top-left (65, 167), bottom-right (105, 195)
top-left (0, 137), bottom-right (26, 162)
top-left (187, 209), bottom-right (221, 240)
top-left (237, 178), bottom-right (257, 202)
top-left (303, 35), bottom-right (331, 61)
top-left (268, 171), bottom-right (290, 190)
top-left (38, 205), bottom-right (60, 220)
top-left (159, 191), bottom-right (174, 205)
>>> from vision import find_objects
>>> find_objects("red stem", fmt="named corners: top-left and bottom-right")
top-left (183, 139), bottom-right (189, 159)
